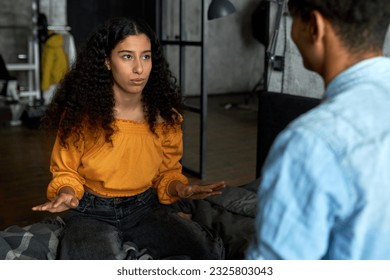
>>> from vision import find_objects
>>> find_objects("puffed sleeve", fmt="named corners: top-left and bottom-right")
top-left (153, 122), bottom-right (189, 204)
top-left (47, 134), bottom-right (86, 200)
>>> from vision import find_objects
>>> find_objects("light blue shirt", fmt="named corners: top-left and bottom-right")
top-left (247, 57), bottom-right (390, 259)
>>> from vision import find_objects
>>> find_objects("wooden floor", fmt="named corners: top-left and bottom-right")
top-left (0, 93), bottom-right (258, 229)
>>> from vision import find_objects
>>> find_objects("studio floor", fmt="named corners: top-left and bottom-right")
top-left (0, 92), bottom-right (258, 229)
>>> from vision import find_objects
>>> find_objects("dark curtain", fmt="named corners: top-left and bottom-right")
top-left (67, 0), bottom-right (157, 50)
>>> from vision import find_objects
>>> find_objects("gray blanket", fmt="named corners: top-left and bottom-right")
top-left (0, 216), bottom-right (153, 260)
top-left (0, 182), bottom-right (259, 260)
top-left (0, 216), bottom-right (65, 260)
top-left (173, 183), bottom-right (258, 259)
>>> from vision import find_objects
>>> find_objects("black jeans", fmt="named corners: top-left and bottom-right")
top-left (58, 189), bottom-right (224, 259)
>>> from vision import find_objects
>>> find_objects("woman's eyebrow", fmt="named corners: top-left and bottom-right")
top-left (117, 49), bottom-right (152, 54)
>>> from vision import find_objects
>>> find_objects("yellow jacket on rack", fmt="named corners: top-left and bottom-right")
top-left (41, 32), bottom-right (68, 91)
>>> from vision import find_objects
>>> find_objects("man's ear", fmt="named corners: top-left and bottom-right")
top-left (309, 10), bottom-right (326, 44)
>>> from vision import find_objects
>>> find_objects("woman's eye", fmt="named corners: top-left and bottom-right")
top-left (142, 54), bottom-right (151, 60)
top-left (122, 54), bottom-right (133, 60)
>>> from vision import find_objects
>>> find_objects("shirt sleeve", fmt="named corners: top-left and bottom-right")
top-left (247, 127), bottom-right (351, 260)
top-left (47, 134), bottom-right (86, 200)
top-left (153, 124), bottom-right (188, 204)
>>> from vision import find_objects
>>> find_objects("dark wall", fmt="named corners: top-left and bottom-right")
top-left (67, 0), bottom-right (157, 50)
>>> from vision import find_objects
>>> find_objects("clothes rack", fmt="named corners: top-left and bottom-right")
top-left (47, 25), bottom-right (71, 31)
top-left (5, 0), bottom-right (41, 106)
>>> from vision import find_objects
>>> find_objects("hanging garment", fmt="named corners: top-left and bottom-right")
top-left (61, 31), bottom-right (76, 68)
top-left (41, 32), bottom-right (68, 91)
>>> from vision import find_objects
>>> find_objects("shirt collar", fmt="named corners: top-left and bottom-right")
top-left (325, 56), bottom-right (390, 99)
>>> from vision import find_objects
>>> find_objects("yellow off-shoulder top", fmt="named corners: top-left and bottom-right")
top-left (47, 117), bottom-right (188, 204)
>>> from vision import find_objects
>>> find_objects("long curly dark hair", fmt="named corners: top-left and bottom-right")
top-left (42, 17), bottom-right (183, 147)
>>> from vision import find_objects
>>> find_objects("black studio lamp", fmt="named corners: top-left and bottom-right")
top-left (207, 0), bottom-right (236, 20)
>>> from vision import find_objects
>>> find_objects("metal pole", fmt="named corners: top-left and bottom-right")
top-left (179, 0), bottom-right (185, 91)
top-left (256, 0), bottom-right (271, 178)
top-left (200, 0), bottom-right (208, 178)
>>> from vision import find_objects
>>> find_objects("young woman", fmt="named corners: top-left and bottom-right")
top-left (33, 17), bottom-right (225, 260)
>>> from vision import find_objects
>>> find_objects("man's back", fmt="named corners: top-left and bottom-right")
top-left (248, 57), bottom-right (390, 259)
top-left (248, 0), bottom-right (390, 260)
top-left (294, 57), bottom-right (390, 259)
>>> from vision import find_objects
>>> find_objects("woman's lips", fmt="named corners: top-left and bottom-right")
top-left (130, 78), bottom-right (145, 85)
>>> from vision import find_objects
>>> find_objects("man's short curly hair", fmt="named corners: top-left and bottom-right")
top-left (288, 0), bottom-right (390, 53)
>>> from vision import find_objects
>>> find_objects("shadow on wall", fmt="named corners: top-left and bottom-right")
top-left (240, 0), bottom-right (267, 48)
top-left (242, 0), bottom-right (267, 91)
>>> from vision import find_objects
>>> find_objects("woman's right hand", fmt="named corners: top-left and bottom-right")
top-left (32, 187), bottom-right (79, 213)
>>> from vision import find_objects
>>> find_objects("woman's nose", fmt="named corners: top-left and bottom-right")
top-left (133, 59), bottom-right (143, 74)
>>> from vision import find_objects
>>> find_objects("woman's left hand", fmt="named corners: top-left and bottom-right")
top-left (170, 180), bottom-right (226, 200)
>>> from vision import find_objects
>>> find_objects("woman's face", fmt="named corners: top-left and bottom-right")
top-left (106, 34), bottom-right (152, 96)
